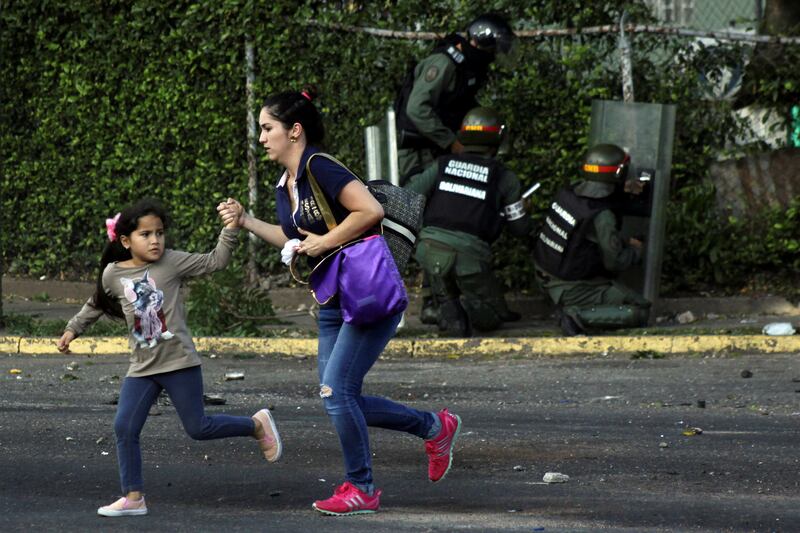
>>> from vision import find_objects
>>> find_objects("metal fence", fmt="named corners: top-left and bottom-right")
top-left (643, 0), bottom-right (762, 30)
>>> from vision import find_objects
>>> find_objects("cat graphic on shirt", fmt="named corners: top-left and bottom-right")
top-left (120, 270), bottom-right (174, 349)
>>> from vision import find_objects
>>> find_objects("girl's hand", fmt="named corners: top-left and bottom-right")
top-left (217, 198), bottom-right (246, 228)
top-left (57, 331), bottom-right (75, 353)
top-left (296, 228), bottom-right (333, 258)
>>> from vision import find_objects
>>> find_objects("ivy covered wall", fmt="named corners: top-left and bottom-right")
top-left (2, 1), bottom-right (798, 294)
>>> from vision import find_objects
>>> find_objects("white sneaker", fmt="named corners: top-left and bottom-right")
top-left (97, 496), bottom-right (148, 517)
top-left (252, 408), bottom-right (282, 462)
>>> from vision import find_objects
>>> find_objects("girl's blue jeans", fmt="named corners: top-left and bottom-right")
top-left (114, 365), bottom-right (255, 494)
top-left (317, 306), bottom-right (435, 487)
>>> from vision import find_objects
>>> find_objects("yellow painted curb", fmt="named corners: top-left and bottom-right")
top-left (2, 335), bottom-right (799, 357)
top-left (0, 337), bottom-right (19, 353)
top-left (409, 335), bottom-right (800, 357)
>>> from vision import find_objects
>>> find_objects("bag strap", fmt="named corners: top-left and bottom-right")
top-left (292, 152), bottom-right (380, 285)
top-left (304, 153), bottom-right (339, 232)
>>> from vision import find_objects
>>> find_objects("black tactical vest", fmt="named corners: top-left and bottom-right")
top-left (533, 187), bottom-right (617, 281)
top-left (395, 34), bottom-right (490, 151)
top-left (423, 154), bottom-right (503, 242)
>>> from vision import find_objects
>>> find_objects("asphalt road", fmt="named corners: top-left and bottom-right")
top-left (1, 351), bottom-right (799, 532)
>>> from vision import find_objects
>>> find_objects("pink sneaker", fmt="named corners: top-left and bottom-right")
top-left (312, 482), bottom-right (382, 516)
top-left (425, 408), bottom-right (462, 482)
top-left (97, 496), bottom-right (148, 517)
top-left (252, 408), bottom-right (282, 462)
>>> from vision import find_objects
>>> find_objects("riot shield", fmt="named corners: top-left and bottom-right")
top-left (589, 99), bottom-right (676, 308)
top-left (364, 108), bottom-right (400, 186)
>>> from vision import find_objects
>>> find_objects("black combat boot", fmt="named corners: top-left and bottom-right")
top-left (419, 296), bottom-right (439, 325)
top-left (556, 308), bottom-right (585, 336)
top-left (438, 298), bottom-right (472, 337)
top-left (499, 309), bottom-right (522, 322)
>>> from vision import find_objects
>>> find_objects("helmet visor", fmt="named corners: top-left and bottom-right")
top-left (494, 35), bottom-right (519, 69)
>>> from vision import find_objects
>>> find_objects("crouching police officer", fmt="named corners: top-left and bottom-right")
top-left (394, 13), bottom-right (516, 182)
top-left (404, 107), bottom-right (530, 336)
top-left (533, 143), bottom-right (651, 336)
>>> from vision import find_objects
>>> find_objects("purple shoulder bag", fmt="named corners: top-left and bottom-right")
top-left (290, 154), bottom-right (407, 325)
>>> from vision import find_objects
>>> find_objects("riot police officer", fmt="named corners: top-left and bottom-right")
top-left (532, 143), bottom-right (651, 336)
top-left (394, 13), bottom-right (516, 183)
top-left (404, 107), bottom-right (530, 336)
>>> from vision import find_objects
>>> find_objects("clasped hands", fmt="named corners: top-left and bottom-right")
top-left (216, 198), bottom-right (332, 258)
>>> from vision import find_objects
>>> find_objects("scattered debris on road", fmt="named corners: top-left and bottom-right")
top-left (543, 472), bottom-right (570, 483)
top-left (763, 322), bottom-right (796, 336)
top-left (203, 394), bottom-right (227, 405)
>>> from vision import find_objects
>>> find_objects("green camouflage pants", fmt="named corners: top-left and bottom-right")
top-left (416, 239), bottom-right (512, 333)
top-left (535, 269), bottom-right (651, 330)
top-left (398, 148), bottom-right (436, 185)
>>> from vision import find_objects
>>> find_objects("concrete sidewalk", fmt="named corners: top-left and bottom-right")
top-left (2, 275), bottom-right (799, 357)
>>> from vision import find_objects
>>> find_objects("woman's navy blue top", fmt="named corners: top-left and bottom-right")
top-left (275, 146), bottom-right (359, 240)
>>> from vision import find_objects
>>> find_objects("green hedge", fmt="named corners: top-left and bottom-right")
top-left (2, 1), bottom-right (798, 296)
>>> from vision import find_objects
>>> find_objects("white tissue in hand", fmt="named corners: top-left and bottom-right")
top-left (281, 238), bottom-right (301, 265)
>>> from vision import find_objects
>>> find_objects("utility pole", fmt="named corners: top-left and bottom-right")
top-left (619, 11), bottom-right (635, 103)
top-left (245, 38), bottom-right (258, 285)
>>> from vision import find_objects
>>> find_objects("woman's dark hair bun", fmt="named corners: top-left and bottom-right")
top-left (263, 86), bottom-right (325, 145)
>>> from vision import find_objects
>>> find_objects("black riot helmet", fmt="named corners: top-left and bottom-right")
top-left (457, 107), bottom-right (506, 152)
top-left (582, 143), bottom-right (630, 183)
top-left (466, 14), bottom-right (516, 56)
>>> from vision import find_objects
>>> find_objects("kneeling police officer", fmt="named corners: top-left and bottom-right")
top-left (533, 143), bottom-right (651, 336)
top-left (404, 107), bottom-right (531, 336)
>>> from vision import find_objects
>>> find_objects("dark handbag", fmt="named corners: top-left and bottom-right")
top-left (365, 179), bottom-right (426, 272)
top-left (290, 154), bottom-right (408, 325)
top-left (307, 153), bottom-right (425, 272)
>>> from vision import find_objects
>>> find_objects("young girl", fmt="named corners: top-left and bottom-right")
top-left (57, 198), bottom-right (282, 517)
top-left (218, 88), bottom-right (461, 516)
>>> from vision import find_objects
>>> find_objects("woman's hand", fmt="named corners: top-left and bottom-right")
top-left (57, 330), bottom-right (75, 353)
top-left (217, 198), bottom-right (246, 228)
top-left (296, 228), bottom-right (334, 257)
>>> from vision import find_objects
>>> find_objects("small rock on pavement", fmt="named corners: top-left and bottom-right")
top-left (676, 311), bottom-right (696, 324)
top-left (741, 369), bottom-right (753, 378)
top-left (543, 472), bottom-right (569, 483)
top-left (659, 442), bottom-right (669, 448)
top-left (203, 394), bottom-right (227, 405)
top-left (224, 371), bottom-right (245, 381)
top-left (513, 465), bottom-right (526, 472)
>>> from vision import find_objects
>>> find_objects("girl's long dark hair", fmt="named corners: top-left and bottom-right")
top-left (94, 199), bottom-right (169, 318)
top-left (262, 86), bottom-right (325, 145)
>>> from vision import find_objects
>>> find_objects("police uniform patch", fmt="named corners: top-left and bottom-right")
top-left (424, 65), bottom-right (440, 82)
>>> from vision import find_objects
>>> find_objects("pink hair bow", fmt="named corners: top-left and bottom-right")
top-left (106, 212), bottom-right (121, 242)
